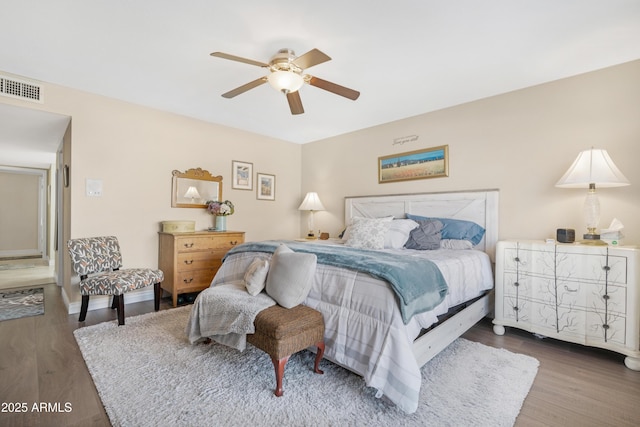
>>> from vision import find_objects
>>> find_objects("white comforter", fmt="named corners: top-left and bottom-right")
top-left (210, 244), bottom-right (493, 413)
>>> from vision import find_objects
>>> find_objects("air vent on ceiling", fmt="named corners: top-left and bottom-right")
top-left (0, 75), bottom-right (43, 103)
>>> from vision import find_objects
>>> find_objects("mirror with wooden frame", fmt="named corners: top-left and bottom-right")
top-left (171, 168), bottom-right (222, 208)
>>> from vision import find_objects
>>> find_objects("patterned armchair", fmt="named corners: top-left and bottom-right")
top-left (67, 236), bottom-right (164, 325)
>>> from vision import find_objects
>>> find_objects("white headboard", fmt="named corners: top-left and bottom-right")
top-left (345, 189), bottom-right (499, 261)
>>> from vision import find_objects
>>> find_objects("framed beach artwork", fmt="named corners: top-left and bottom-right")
top-left (231, 160), bottom-right (253, 190)
top-left (378, 145), bottom-right (449, 184)
top-left (257, 173), bottom-right (276, 201)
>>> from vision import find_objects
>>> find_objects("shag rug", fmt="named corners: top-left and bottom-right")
top-left (74, 307), bottom-right (539, 427)
top-left (0, 287), bottom-right (44, 321)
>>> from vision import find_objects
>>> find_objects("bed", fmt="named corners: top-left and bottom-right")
top-left (208, 189), bottom-right (498, 413)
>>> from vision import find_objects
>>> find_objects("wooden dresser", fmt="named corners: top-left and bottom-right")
top-left (158, 230), bottom-right (245, 307)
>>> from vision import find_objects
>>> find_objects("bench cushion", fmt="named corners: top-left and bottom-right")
top-left (253, 305), bottom-right (323, 340)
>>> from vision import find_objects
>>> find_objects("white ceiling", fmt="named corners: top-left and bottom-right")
top-left (1, 0), bottom-right (640, 151)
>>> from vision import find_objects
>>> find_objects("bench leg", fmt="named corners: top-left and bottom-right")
top-left (314, 341), bottom-right (325, 375)
top-left (270, 355), bottom-right (290, 397)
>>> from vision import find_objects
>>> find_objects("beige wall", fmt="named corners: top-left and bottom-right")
top-left (2, 59), bottom-right (638, 308)
top-left (0, 73), bottom-right (302, 304)
top-left (301, 60), bottom-right (640, 245)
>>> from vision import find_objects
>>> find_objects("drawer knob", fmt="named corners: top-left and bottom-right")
top-left (184, 260), bottom-right (194, 265)
top-left (513, 306), bottom-right (519, 312)
top-left (603, 294), bottom-right (610, 300)
top-left (230, 240), bottom-right (238, 246)
top-left (603, 265), bottom-right (611, 271)
top-left (603, 324), bottom-right (610, 330)
top-left (514, 257), bottom-right (520, 262)
top-left (183, 278), bottom-right (194, 284)
top-left (184, 243), bottom-right (194, 248)
top-left (514, 282), bottom-right (519, 287)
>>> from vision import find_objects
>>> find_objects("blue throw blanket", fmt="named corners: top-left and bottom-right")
top-left (224, 241), bottom-right (448, 324)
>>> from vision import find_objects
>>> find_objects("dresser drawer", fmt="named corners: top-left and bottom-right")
top-left (176, 268), bottom-right (217, 291)
top-left (175, 235), bottom-right (243, 252)
top-left (177, 251), bottom-right (222, 271)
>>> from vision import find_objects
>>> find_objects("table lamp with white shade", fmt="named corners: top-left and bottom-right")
top-left (298, 192), bottom-right (325, 239)
top-left (555, 148), bottom-right (630, 244)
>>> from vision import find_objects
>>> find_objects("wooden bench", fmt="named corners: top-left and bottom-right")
top-left (247, 304), bottom-right (325, 396)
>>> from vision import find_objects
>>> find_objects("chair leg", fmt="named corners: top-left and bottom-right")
top-left (79, 295), bottom-right (90, 322)
top-left (154, 282), bottom-right (161, 311)
top-left (111, 295), bottom-right (118, 309)
top-left (271, 355), bottom-right (290, 397)
top-left (115, 294), bottom-right (125, 326)
top-left (313, 342), bottom-right (325, 375)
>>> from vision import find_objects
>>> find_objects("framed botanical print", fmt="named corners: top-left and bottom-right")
top-left (257, 173), bottom-right (275, 201)
top-left (231, 160), bottom-right (253, 190)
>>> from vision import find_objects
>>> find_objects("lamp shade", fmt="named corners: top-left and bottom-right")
top-left (298, 192), bottom-right (325, 211)
top-left (184, 186), bottom-right (201, 199)
top-left (555, 148), bottom-right (630, 188)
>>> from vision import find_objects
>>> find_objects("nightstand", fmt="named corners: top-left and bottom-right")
top-left (493, 240), bottom-right (640, 370)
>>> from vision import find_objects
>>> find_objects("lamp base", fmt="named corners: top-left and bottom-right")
top-left (580, 233), bottom-right (607, 246)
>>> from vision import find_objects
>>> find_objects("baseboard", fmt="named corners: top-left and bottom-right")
top-left (65, 287), bottom-right (155, 315)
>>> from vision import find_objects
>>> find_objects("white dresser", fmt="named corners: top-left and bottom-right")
top-left (493, 240), bottom-right (640, 370)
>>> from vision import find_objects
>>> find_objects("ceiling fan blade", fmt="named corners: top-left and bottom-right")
top-left (221, 77), bottom-right (267, 98)
top-left (292, 49), bottom-right (331, 70)
top-left (286, 91), bottom-right (304, 115)
top-left (308, 76), bottom-right (360, 100)
top-left (210, 52), bottom-right (269, 68)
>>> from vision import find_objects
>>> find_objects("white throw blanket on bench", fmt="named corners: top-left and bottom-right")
top-left (186, 281), bottom-right (276, 351)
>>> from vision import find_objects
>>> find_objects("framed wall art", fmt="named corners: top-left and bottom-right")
top-left (378, 145), bottom-right (449, 184)
top-left (231, 160), bottom-right (253, 190)
top-left (256, 173), bottom-right (276, 201)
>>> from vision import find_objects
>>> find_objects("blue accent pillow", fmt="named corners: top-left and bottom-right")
top-left (406, 214), bottom-right (485, 245)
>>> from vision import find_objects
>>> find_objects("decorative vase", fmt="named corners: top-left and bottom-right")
top-left (215, 215), bottom-right (227, 231)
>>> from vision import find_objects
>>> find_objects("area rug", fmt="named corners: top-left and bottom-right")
top-left (0, 287), bottom-right (44, 321)
top-left (74, 307), bottom-right (539, 427)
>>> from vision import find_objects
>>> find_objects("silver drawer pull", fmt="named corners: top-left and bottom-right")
top-left (183, 278), bottom-right (194, 284)
top-left (184, 260), bottom-right (194, 265)
top-left (183, 243), bottom-right (194, 248)
top-left (564, 285), bottom-right (578, 293)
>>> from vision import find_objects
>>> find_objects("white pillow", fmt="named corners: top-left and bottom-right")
top-left (265, 244), bottom-right (317, 308)
top-left (243, 258), bottom-right (269, 296)
top-left (344, 216), bottom-right (394, 250)
top-left (384, 219), bottom-right (419, 249)
top-left (440, 239), bottom-right (474, 250)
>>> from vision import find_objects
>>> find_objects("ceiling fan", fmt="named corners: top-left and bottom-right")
top-left (210, 48), bottom-right (360, 115)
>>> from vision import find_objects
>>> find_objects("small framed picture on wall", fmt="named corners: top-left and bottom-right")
top-left (231, 160), bottom-right (253, 190)
top-left (257, 173), bottom-right (276, 201)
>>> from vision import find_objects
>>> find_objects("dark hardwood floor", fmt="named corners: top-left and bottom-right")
top-left (1, 283), bottom-right (639, 426)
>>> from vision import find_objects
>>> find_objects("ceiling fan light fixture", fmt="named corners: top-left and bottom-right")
top-left (267, 70), bottom-right (304, 93)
